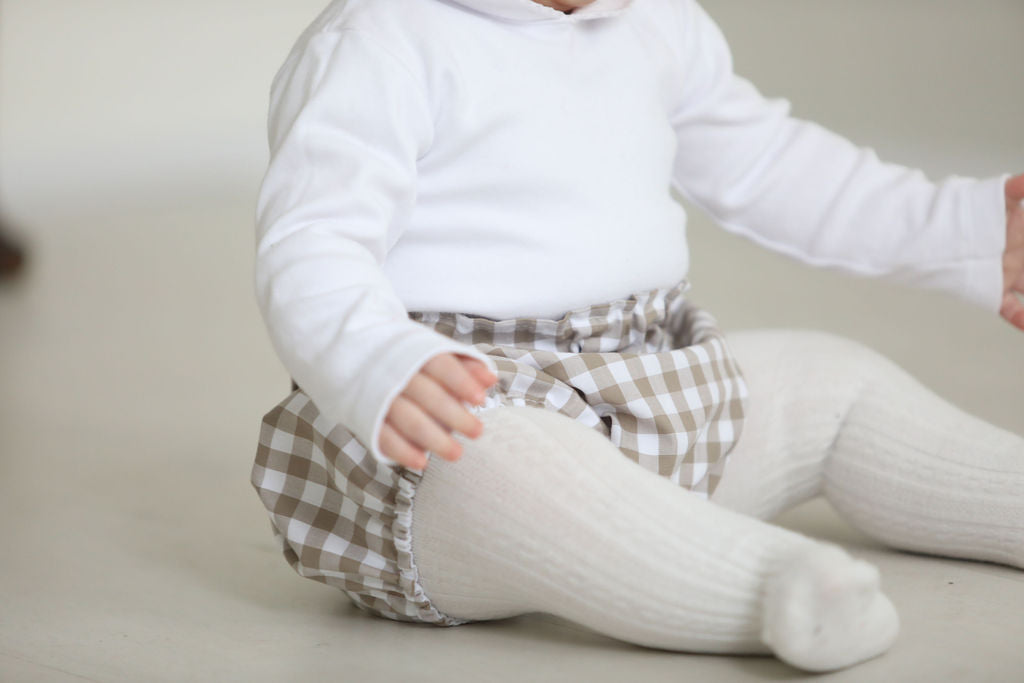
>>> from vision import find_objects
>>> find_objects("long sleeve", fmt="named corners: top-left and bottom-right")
top-left (254, 29), bottom-right (496, 468)
top-left (669, 1), bottom-right (1008, 312)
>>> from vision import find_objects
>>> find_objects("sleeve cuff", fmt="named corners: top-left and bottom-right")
top-left (965, 174), bottom-right (1010, 260)
top-left (959, 173), bottom-right (1008, 312)
top-left (959, 254), bottom-right (1007, 314)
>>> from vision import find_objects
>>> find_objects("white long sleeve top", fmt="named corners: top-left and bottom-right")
top-left (254, 0), bottom-right (1008, 468)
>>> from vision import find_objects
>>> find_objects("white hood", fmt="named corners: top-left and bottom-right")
top-left (446, 0), bottom-right (633, 22)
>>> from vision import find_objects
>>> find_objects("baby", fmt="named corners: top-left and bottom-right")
top-left (252, 0), bottom-right (1024, 673)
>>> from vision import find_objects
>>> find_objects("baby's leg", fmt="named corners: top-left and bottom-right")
top-left (411, 406), bottom-right (899, 673)
top-left (710, 329), bottom-right (868, 519)
top-left (712, 329), bottom-right (1024, 569)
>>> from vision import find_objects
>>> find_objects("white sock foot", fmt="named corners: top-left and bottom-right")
top-left (763, 545), bottom-right (900, 672)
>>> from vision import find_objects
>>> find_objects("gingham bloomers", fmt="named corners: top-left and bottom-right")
top-left (252, 279), bottom-right (747, 624)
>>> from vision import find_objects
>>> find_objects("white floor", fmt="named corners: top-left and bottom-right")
top-left (2, 1), bottom-right (1023, 681)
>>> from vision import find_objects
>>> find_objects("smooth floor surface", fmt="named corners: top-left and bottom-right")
top-left (2, 1), bottom-right (1024, 681)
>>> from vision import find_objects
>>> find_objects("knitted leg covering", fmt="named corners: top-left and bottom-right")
top-left (712, 329), bottom-right (1024, 569)
top-left (411, 405), bottom-right (899, 672)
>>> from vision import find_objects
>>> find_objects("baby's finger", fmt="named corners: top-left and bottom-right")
top-left (423, 353), bottom-right (489, 405)
top-left (387, 394), bottom-right (463, 461)
top-left (1005, 173), bottom-right (1024, 207)
top-left (457, 355), bottom-right (499, 389)
top-left (379, 422), bottom-right (428, 470)
top-left (999, 290), bottom-right (1024, 332)
top-left (403, 373), bottom-right (484, 439)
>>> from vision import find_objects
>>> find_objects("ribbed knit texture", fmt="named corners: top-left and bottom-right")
top-left (712, 329), bottom-right (1024, 570)
top-left (411, 405), bottom-right (900, 672)
top-left (826, 360), bottom-right (1024, 569)
top-left (710, 329), bottom-right (870, 519)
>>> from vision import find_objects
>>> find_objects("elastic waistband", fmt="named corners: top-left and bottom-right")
top-left (408, 278), bottom-right (693, 355)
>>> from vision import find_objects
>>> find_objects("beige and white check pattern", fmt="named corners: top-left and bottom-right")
top-left (251, 278), bottom-right (748, 624)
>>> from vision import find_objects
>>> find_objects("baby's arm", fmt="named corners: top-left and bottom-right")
top-left (255, 28), bottom-right (496, 469)
top-left (668, 1), bottom-right (1008, 313)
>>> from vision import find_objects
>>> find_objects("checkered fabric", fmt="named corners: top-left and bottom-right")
top-left (251, 278), bottom-right (748, 624)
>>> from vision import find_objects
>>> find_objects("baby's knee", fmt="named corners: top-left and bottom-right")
top-left (794, 330), bottom-right (892, 370)
top-left (728, 328), bottom-right (900, 388)
top-left (800, 331), bottom-right (913, 392)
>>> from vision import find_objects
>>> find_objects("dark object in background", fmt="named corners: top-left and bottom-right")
top-left (0, 224), bottom-right (25, 277)
top-left (1, 2), bottom-right (26, 280)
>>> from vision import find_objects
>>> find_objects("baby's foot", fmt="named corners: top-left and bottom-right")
top-left (761, 545), bottom-right (900, 672)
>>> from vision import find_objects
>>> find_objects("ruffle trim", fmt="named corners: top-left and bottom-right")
top-left (391, 467), bottom-right (473, 626)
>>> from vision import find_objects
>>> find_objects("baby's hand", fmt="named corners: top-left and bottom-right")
top-left (379, 353), bottom-right (498, 470)
top-left (1001, 174), bottom-right (1024, 331)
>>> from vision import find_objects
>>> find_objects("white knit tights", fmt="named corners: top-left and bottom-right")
top-left (410, 329), bottom-right (1024, 672)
